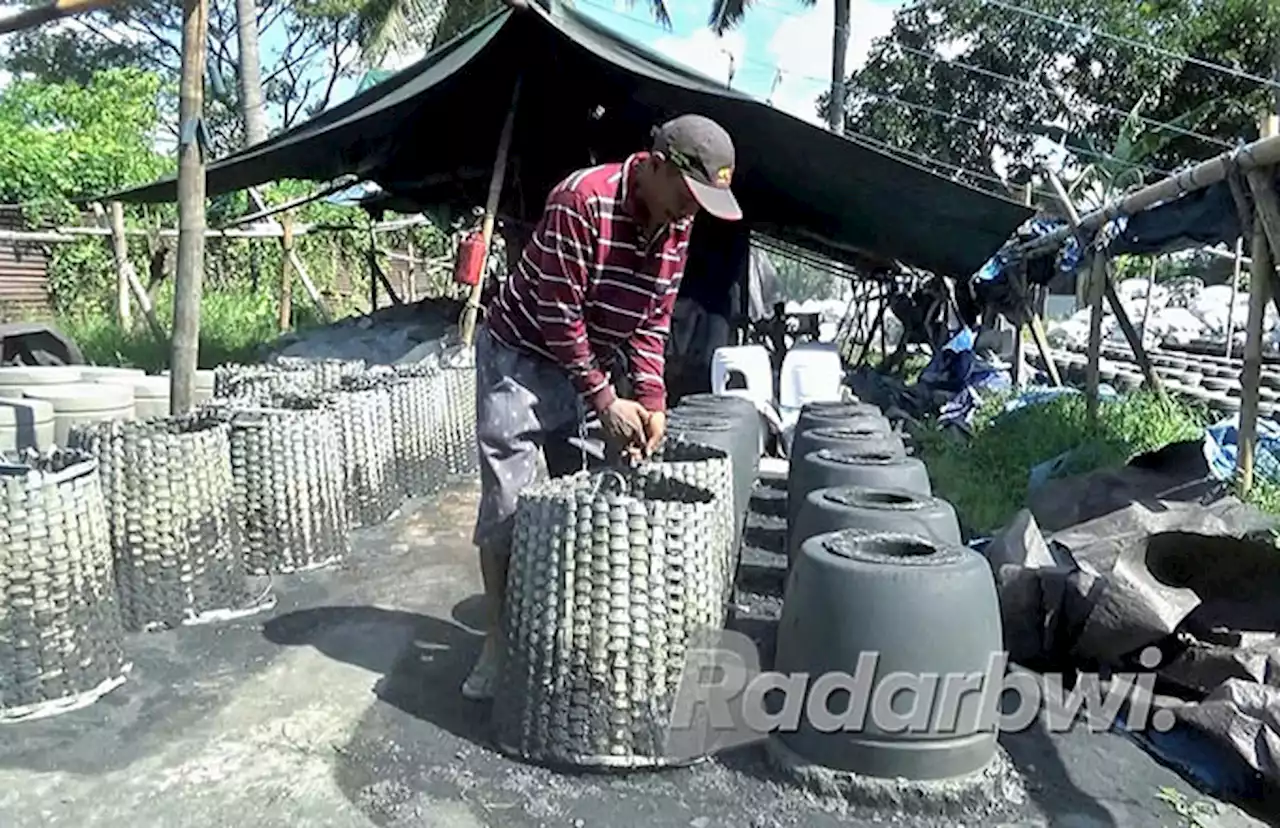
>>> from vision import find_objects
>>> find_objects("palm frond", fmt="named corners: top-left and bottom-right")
top-left (358, 0), bottom-right (449, 65)
top-left (624, 0), bottom-right (671, 29)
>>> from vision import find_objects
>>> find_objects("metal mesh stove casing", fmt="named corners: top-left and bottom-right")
top-left (0, 450), bottom-right (129, 720)
top-left (68, 416), bottom-right (251, 631)
top-left (493, 461), bottom-right (731, 769)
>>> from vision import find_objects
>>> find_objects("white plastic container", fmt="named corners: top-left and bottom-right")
top-left (94, 374), bottom-right (172, 419)
top-left (160, 369), bottom-right (215, 404)
top-left (0, 365), bottom-right (83, 396)
top-left (711, 345), bottom-right (774, 406)
top-left (778, 342), bottom-right (845, 445)
top-left (0, 398), bottom-right (55, 451)
top-left (78, 366), bottom-right (147, 382)
top-left (19, 383), bottom-right (136, 445)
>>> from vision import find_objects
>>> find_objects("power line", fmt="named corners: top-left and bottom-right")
top-left (578, 0), bottom-right (1196, 175)
top-left (977, 0), bottom-right (1280, 91)
top-left (843, 127), bottom-right (1058, 200)
top-left (855, 92), bottom-right (1174, 176)
top-left (891, 41), bottom-right (1235, 149)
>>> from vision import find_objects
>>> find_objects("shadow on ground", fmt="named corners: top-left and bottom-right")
top-left (262, 601), bottom-right (491, 750)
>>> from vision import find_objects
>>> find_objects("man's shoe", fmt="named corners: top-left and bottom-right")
top-left (462, 642), bottom-right (500, 701)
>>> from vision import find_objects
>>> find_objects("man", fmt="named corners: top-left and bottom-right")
top-left (465, 114), bottom-right (742, 700)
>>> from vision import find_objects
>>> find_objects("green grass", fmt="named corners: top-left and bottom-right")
top-left (56, 285), bottom-right (328, 372)
top-left (910, 389), bottom-right (1276, 535)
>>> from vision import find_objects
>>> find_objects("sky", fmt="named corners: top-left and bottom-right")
top-left (548, 0), bottom-right (904, 126)
top-left (0, 0), bottom-right (905, 130)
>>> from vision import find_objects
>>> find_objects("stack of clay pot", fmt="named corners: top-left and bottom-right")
top-left (786, 400), bottom-right (951, 565)
top-left (0, 366), bottom-right (136, 446)
top-left (1039, 341), bottom-right (1262, 419)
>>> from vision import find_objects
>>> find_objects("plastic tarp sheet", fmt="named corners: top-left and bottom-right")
top-left (103, 2), bottom-right (1031, 277)
top-left (1204, 413), bottom-right (1280, 487)
top-left (983, 450), bottom-right (1280, 807)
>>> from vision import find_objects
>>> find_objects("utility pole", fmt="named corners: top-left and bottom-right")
top-left (170, 0), bottom-right (209, 415)
top-left (828, 0), bottom-right (850, 134)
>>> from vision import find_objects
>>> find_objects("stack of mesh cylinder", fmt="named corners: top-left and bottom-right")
top-left (493, 462), bottom-right (731, 769)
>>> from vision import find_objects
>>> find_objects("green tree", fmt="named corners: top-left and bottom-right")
top-left (2, 0), bottom-right (362, 152)
top-left (841, 0), bottom-right (1279, 189)
top-left (0, 68), bottom-right (173, 220)
top-left (772, 252), bottom-right (838, 302)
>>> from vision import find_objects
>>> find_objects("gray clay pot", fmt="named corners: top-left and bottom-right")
top-left (774, 529), bottom-right (1002, 780)
top-left (789, 486), bottom-right (962, 563)
top-left (675, 393), bottom-right (764, 460)
top-left (787, 447), bottom-right (928, 550)
top-left (1203, 377), bottom-right (1233, 392)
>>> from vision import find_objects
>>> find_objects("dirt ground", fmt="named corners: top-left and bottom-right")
top-left (0, 484), bottom-right (1268, 828)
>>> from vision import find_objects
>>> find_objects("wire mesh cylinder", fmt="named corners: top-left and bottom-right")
top-left (214, 363), bottom-right (317, 401)
top-left (331, 376), bottom-right (400, 526)
top-left (68, 415), bottom-right (255, 631)
top-left (0, 449), bottom-right (129, 721)
top-left (379, 364), bottom-right (448, 499)
top-left (493, 465), bottom-right (730, 768)
top-left (435, 347), bottom-right (478, 478)
top-left (223, 396), bottom-right (349, 574)
top-left (652, 438), bottom-right (735, 592)
top-left (271, 356), bottom-right (367, 392)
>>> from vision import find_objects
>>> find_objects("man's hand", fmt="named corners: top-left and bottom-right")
top-left (642, 409), bottom-right (666, 457)
top-left (600, 399), bottom-right (647, 451)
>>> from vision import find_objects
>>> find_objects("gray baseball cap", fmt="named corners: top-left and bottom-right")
top-left (651, 114), bottom-right (742, 221)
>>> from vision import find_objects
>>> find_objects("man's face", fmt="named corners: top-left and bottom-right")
top-left (647, 156), bottom-right (701, 224)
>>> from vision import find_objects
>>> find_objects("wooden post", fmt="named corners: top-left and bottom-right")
top-left (278, 212), bottom-right (294, 332)
top-left (461, 75), bottom-right (522, 347)
top-left (1226, 237), bottom-right (1244, 358)
top-left (108, 202), bottom-right (132, 328)
top-left (1141, 258), bottom-right (1156, 344)
top-left (367, 221), bottom-right (378, 313)
top-left (406, 238), bottom-right (417, 302)
top-left (1084, 252), bottom-right (1107, 421)
top-left (1011, 184), bottom-right (1034, 387)
top-left (1238, 117), bottom-right (1279, 496)
top-left (1049, 171), bottom-right (1161, 398)
top-left (245, 186), bottom-right (333, 321)
top-left (1239, 212), bottom-right (1271, 497)
top-left (169, 0), bottom-right (208, 416)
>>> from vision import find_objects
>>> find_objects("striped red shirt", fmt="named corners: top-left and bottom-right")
top-left (487, 152), bottom-right (693, 413)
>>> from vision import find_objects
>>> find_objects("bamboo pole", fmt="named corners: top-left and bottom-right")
top-left (169, 0), bottom-right (208, 416)
top-left (1048, 171), bottom-right (1161, 395)
top-left (108, 201), bottom-right (132, 329)
top-left (1017, 132), bottom-right (1280, 261)
top-left (1226, 237), bottom-right (1244, 358)
top-left (461, 75), bottom-right (522, 347)
top-left (1237, 117), bottom-right (1279, 497)
top-left (1011, 184), bottom-right (1032, 387)
top-left (279, 213), bottom-right (294, 332)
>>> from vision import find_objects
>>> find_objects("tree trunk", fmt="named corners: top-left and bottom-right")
top-left (828, 0), bottom-right (849, 134)
top-left (235, 0), bottom-right (267, 146)
top-left (171, 0), bottom-right (209, 416)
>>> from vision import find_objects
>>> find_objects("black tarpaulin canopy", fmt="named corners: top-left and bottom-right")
top-left (111, 0), bottom-right (1031, 276)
